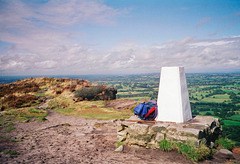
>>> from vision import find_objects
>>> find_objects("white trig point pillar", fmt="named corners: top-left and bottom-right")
top-left (156, 66), bottom-right (192, 123)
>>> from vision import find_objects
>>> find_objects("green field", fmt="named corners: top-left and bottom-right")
top-left (199, 111), bottom-right (214, 116)
top-left (223, 120), bottom-right (240, 126)
top-left (121, 96), bottom-right (151, 101)
top-left (228, 114), bottom-right (240, 121)
top-left (201, 94), bottom-right (231, 103)
top-left (89, 73), bottom-right (240, 145)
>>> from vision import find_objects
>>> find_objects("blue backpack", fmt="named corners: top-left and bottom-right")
top-left (134, 100), bottom-right (158, 121)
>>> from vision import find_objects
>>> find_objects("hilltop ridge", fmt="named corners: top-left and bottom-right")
top-left (0, 77), bottom-right (118, 110)
top-left (0, 77), bottom-right (130, 123)
top-left (0, 77), bottom-right (89, 109)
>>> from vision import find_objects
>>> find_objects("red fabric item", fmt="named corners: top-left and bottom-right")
top-left (145, 106), bottom-right (156, 118)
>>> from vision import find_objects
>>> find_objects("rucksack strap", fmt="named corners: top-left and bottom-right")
top-left (145, 106), bottom-right (156, 118)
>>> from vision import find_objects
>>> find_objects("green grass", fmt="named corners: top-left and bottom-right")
top-left (117, 93), bottom-right (132, 96)
top-left (190, 100), bottom-right (198, 103)
top-left (228, 114), bottom-right (240, 121)
top-left (222, 89), bottom-right (240, 94)
top-left (1, 107), bottom-right (48, 122)
top-left (7, 122), bottom-right (15, 126)
top-left (201, 94), bottom-right (231, 103)
top-left (199, 111), bottom-right (214, 116)
top-left (190, 92), bottom-right (209, 100)
top-left (34, 92), bottom-right (46, 97)
top-left (56, 101), bottom-right (133, 120)
top-left (4, 126), bottom-right (15, 132)
top-left (3, 150), bottom-right (20, 155)
top-left (158, 139), bottom-right (211, 162)
top-left (159, 139), bottom-right (173, 151)
top-left (77, 108), bottom-right (131, 120)
top-left (29, 108), bottom-right (44, 113)
top-left (173, 142), bottom-right (211, 162)
top-left (133, 87), bottom-right (147, 91)
top-left (57, 107), bottom-right (75, 114)
top-left (215, 138), bottom-right (235, 150)
top-left (213, 94), bottom-right (230, 99)
top-left (223, 120), bottom-right (240, 126)
top-left (117, 91), bottom-right (142, 96)
top-left (116, 141), bottom-right (123, 148)
top-left (121, 97), bottom-right (150, 101)
top-left (0, 136), bottom-right (20, 142)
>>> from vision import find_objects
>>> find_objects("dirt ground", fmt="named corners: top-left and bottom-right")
top-left (0, 111), bottom-right (198, 164)
top-left (104, 99), bottom-right (137, 110)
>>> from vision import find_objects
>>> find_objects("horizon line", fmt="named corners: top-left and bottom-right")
top-left (1, 71), bottom-right (240, 77)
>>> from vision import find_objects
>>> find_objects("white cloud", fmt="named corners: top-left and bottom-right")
top-left (0, 0), bottom-right (121, 51)
top-left (35, 60), bottom-right (58, 69)
top-left (95, 37), bottom-right (240, 73)
top-left (189, 40), bottom-right (236, 47)
top-left (0, 1), bottom-right (239, 75)
top-left (35, 0), bottom-right (120, 26)
top-left (231, 35), bottom-right (240, 38)
top-left (0, 0), bottom-right (123, 75)
top-left (1, 36), bottom-right (240, 75)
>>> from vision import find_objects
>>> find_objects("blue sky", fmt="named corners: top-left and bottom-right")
top-left (0, 0), bottom-right (240, 75)
top-left (77, 0), bottom-right (240, 48)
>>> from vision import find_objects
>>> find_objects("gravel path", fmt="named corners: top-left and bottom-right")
top-left (0, 111), bottom-right (194, 164)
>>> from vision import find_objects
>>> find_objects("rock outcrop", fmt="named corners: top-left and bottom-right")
top-left (117, 115), bottom-right (222, 149)
top-left (74, 85), bottom-right (117, 101)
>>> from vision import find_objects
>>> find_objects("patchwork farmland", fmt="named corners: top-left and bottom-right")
top-left (91, 73), bottom-right (240, 145)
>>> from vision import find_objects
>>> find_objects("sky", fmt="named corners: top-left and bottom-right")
top-left (0, 0), bottom-right (240, 75)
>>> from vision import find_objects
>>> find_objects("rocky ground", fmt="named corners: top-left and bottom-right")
top-left (1, 111), bottom-right (240, 163)
top-left (0, 111), bottom-right (196, 164)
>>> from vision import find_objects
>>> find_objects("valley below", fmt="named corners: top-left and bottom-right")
top-left (0, 74), bottom-right (240, 163)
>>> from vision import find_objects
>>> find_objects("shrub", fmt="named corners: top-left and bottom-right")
top-left (158, 139), bottom-right (212, 162)
top-left (0, 82), bottom-right (39, 97)
top-left (173, 142), bottom-right (211, 162)
top-left (159, 139), bottom-right (173, 151)
top-left (215, 138), bottom-right (235, 150)
top-left (3, 94), bottom-right (37, 108)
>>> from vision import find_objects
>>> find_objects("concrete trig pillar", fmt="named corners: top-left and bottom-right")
top-left (156, 67), bottom-right (192, 123)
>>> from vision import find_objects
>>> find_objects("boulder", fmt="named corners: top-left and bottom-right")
top-left (74, 85), bottom-right (117, 101)
top-left (213, 149), bottom-right (235, 160)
